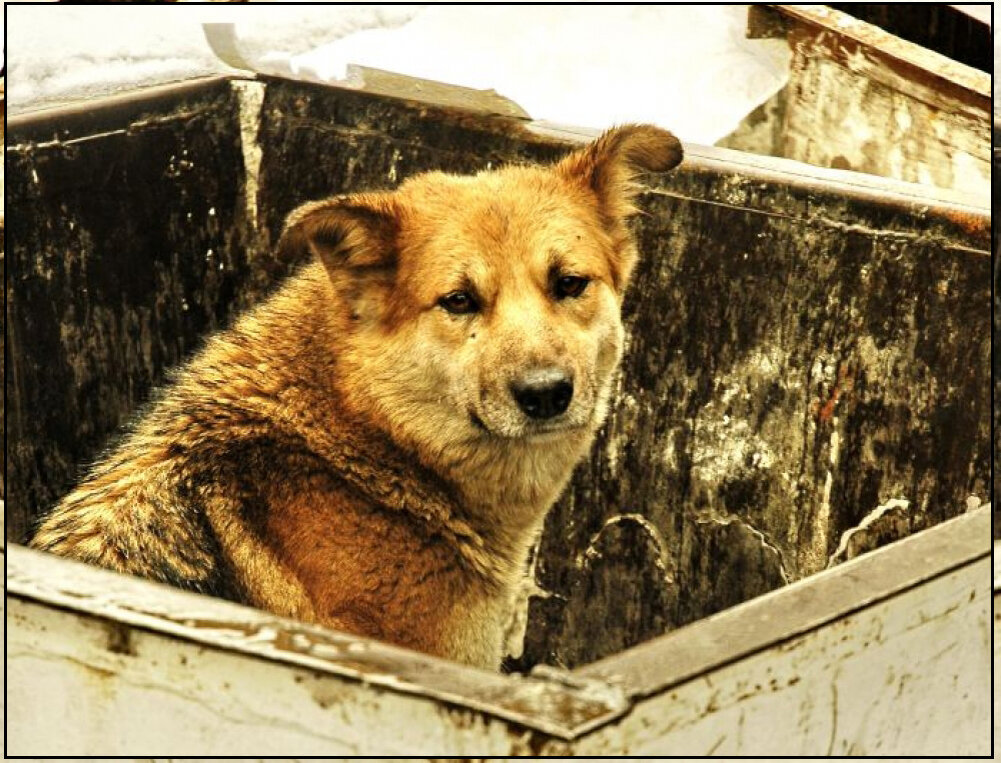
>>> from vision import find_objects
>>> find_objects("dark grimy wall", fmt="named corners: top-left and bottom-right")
top-left (5, 76), bottom-right (990, 668)
top-left (521, 164), bottom-right (990, 667)
top-left (6, 80), bottom-right (253, 540)
top-left (992, 126), bottom-right (1000, 531)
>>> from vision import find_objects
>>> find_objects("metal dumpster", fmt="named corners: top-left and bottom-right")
top-left (4, 73), bottom-right (992, 755)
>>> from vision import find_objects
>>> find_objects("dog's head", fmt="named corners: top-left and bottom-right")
top-left (280, 125), bottom-right (682, 493)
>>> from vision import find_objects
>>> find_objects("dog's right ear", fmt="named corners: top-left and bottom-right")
top-left (556, 124), bottom-right (683, 225)
top-left (277, 193), bottom-right (400, 278)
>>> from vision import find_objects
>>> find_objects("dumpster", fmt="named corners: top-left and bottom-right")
top-left (4, 73), bottom-right (992, 755)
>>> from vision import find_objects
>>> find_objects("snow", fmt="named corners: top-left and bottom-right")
top-left (4, 5), bottom-right (419, 112)
top-left (285, 6), bottom-right (790, 142)
top-left (5, 4), bottom-right (789, 145)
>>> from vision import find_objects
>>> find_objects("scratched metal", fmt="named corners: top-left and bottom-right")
top-left (575, 505), bottom-right (990, 699)
top-left (5, 78), bottom-right (253, 542)
top-left (827, 4), bottom-right (991, 72)
top-left (5, 544), bottom-right (627, 741)
top-left (773, 4), bottom-right (990, 107)
top-left (569, 556), bottom-right (990, 755)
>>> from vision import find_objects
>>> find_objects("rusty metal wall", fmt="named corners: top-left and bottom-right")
top-left (5, 80), bottom-right (254, 542)
top-left (5, 76), bottom-right (991, 670)
top-left (518, 153), bottom-right (991, 668)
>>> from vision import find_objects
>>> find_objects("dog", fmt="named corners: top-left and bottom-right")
top-left (30, 124), bottom-right (683, 669)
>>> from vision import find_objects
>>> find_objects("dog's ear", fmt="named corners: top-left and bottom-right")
top-left (556, 124), bottom-right (682, 292)
top-left (556, 124), bottom-right (682, 224)
top-left (277, 194), bottom-right (401, 325)
top-left (278, 193), bottom-right (400, 278)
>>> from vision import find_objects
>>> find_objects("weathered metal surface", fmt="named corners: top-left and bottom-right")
top-left (520, 143), bottom-right (991, 668)
top-left (994, 542), bottom-right (1001, 752)
top-left (253, 76), bottom-right (566, 253)
top-left (993, 136), bottom-right (1000, 534)
top-left (575, 505), bottom-right (989, 700)
top-left (6, 596), bottom-right (535, 756)
top-left (5, 548), bottom-right (627, 748)
top-left (5, 78), bottom-right (256, 543)
top-left (569, 555), bottom-right (990, 755)
top-left (5, 506), bottom-right (989, 754)
top-left (827, 4), bottom-right (992, 73)
top-left (723, 5), bottom-right (991, 197)
top-left (5, 75), bottom-right (991, 675)
top-left (773, 4), bottom-right (991, 109)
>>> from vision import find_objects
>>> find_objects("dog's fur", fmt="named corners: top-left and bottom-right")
top-left (31, 125), bottom-right (682, 669)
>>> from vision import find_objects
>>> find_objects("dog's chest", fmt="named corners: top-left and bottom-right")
top-left (438, 578), bottom-right (520, 669)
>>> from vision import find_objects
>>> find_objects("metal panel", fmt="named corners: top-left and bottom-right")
top-left (994, 541), bottom-right (1001, 751)
top-left (5, 506), bottom-right (989, 755)
top-left (570, 557), bottom-right (990, 755)
top-left (5, 78), bottom-right (252, 542)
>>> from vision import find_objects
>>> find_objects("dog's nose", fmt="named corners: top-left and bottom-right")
top-left (510, 369), bottom-right (574, 420)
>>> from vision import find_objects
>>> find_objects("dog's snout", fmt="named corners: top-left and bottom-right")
top-left (510, 369), bottom-right (574, 420)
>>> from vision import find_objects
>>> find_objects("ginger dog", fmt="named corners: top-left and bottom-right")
top-left (31, 125), bottom-right (683, 668)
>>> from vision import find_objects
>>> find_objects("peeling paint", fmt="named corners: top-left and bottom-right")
top-left (580, 513), bottom-right (675, 583)
top-left (10, 506), bottom-right (988, 753)
top-left (827, 498), bottom-right (911, 567)
top-left (232, 79), bottom-right (265, 231)
top-left (693, 511), bottom-right (791, 585)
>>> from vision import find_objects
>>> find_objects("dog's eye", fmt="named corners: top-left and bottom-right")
top-left (438, 290), bottom-right (479, 315)
top-left (554, 275), bottom-right (589, 300)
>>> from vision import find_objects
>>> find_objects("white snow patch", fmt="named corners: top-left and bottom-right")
top-left (6, 5), bottom-right (420, 112)
top-left (7, 5), bottom-right (789, 144)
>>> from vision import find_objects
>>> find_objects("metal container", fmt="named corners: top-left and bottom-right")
top-left (4, 73), bottom-right (991, 754)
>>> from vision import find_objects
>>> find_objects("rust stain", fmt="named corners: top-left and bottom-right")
top-left (509, 726), bottom-right (571, 756)
top-left (940, 208), bottom-right (990, 237)
top-left (309, 680), bottom-right (346, 710)
top-left (813, 365), bottom-right (856, 423)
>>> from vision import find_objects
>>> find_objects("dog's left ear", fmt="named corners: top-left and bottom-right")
top-left (277, 193), bottom-right (400, 275)
top-left (556, 124), bottom-right (683, 224)
top-left (277, 193), bottom-right (401, 325)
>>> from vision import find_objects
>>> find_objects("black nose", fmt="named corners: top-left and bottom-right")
top-left (510, 369), bottom-right (574, 420)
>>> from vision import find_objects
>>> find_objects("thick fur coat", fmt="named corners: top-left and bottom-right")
top-left (31, 124), bottom-right (683, 669)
